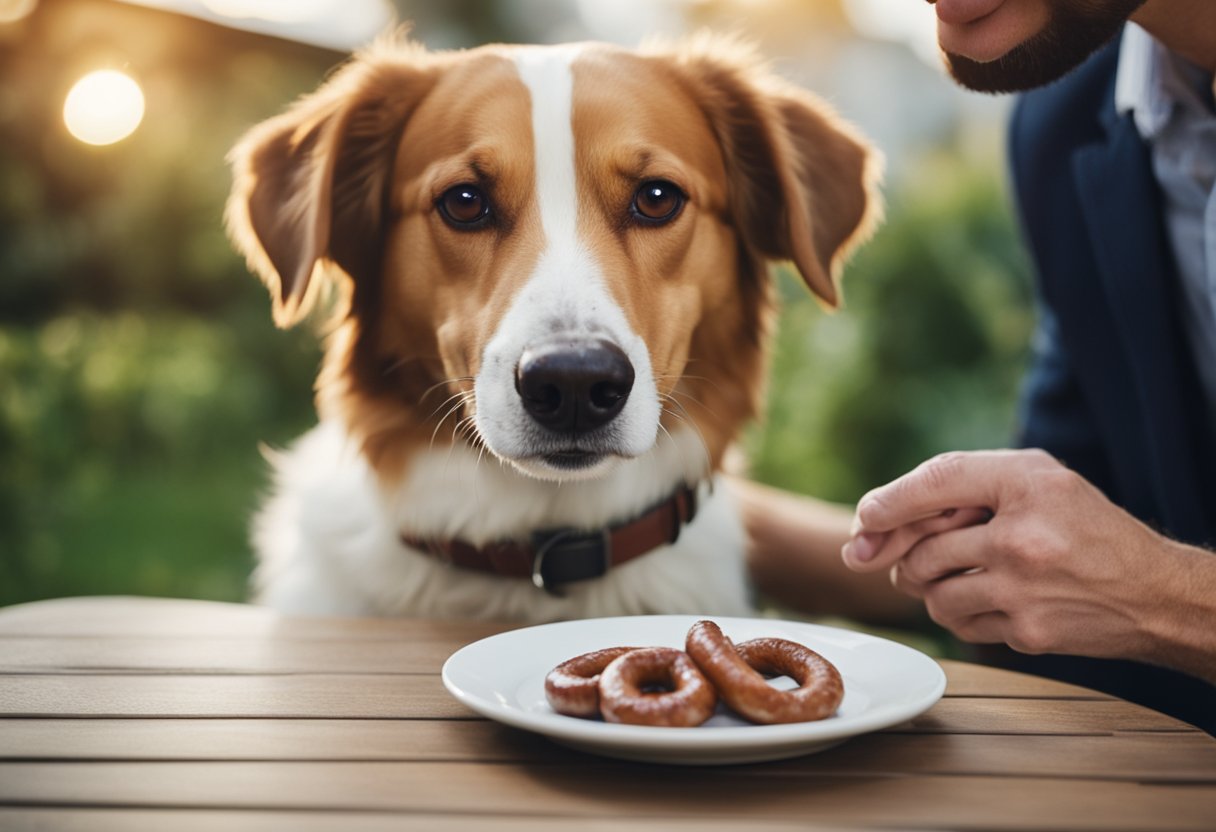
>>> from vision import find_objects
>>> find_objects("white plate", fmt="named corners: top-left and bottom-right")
top-left (442, 615), bottom-right (945, 765)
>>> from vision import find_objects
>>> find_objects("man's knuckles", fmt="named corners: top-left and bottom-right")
top-left (857, 451), bottom-right (968, 529)
top-left (985, 514), bottom-right (1069, 573)
top-left (916, 451), bottom-right (968, 494)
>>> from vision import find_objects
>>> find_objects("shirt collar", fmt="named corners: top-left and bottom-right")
top-left (1115, 23), bottom-right (1216, 140)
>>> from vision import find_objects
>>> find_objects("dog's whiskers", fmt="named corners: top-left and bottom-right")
top-left (452, 414), bottom-right (478, 445)
top-left (653, 374), bottom-right (727, 433)
top-left (660, 395), bottom-right (713, 482)
top-left (424, 389), bottom-right (472, 425)
top-left (441, 392), bottom-right (483, 477)
top-left (429, 396), bottom-right (469, 452)
top-left (666, 387), bottom-right (726, 431)
top-left (655, 370), bottom-right (726, 396)
top-left (416, 375), bottom-right (474, 407)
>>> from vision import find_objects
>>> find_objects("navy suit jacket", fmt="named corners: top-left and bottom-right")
top-left (996, 36), bottom-right (1216, 732)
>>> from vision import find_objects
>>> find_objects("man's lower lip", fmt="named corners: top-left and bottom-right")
top-left (933, 0), bottom-right (1004, 26)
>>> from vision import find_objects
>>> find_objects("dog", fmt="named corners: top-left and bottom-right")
top-left (226, 34), bottom-right (880, 622)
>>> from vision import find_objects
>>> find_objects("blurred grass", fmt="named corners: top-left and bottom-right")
top-left (747, 156), bottom-right (1032, 504)
top-left (4, 456), bottom-right (259, 605)
top-left (0, 314), bottom-right (320, 606)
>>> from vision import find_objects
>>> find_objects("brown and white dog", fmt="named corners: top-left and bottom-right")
top-left (226, 34), bottom-right (880, 621)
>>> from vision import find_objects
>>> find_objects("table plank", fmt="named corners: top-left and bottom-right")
top-left (777, 731), bottom-right (1216, 782)
top-left (0, 809), bottom-right (844, 832)
top-left (0, 674), bottom-right (472, 719)
top-left (940, 659), bottom-right (1114, 700)
top-left (0, 671), bottom-right (1184, 732)
top-left (0, 597), bottom-right (510, 643)
top-left (3, 718), bottom-right (1214, 783)
top-left (0, 640), bottom-right (1124, 703)
top-left (0, 636), bottom-right (456, 675)
top-left (896, 697), bottom-right (1196, 734)
top-left (0, 719), bottom-right (559, 763)
top-left (2, 763), bottom-right (1214, 831)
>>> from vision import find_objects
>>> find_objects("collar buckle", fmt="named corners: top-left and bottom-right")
top-left (530, 527), bottom-right (612, 596)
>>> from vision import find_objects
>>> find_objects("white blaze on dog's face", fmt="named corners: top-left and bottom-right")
top-left (472, 46), bottom-right (660, 480)
top-left (226, 38), bottom-right (881, 483)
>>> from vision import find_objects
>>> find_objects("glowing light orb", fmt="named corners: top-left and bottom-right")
top-left (0, 0), bottom-right (38, 25)
top-left (63, 70), bottom-right (145, 146)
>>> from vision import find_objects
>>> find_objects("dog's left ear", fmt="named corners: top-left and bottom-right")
top-left (226, 41), bottom-right (438, 327)
top-left (666, 40), bottom-right (883, 308)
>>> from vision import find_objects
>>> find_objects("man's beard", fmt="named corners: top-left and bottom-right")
top-left (944, 0), bottom-right (1148, 93)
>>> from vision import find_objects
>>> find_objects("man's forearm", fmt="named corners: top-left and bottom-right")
top-left (730, 478), bottom-right (922, 625)
top-left (1143, 541), bottom-right (1216, 686)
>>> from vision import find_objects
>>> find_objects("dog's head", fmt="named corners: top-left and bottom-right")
top-left (227, 35), bottom-right (880, 483)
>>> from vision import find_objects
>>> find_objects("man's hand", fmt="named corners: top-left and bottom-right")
top-left (841, 449), bottom-right (1216, 681)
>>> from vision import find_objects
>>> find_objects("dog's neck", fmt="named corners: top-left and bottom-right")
top-left (377, 424), bottom-right (711, 547)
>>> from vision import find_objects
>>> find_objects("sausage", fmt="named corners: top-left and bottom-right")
top-left (597, 646), bottom-right (717, 727)
top-left (685, 620), bottom-right (843, 724)
top-left (544, 646), bottom-right (638, 717)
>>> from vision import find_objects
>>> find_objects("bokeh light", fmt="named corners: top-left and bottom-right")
top-left (0, 0), bottom-right (38, 25)
top-left (63, 69), bottom-right (145, 146)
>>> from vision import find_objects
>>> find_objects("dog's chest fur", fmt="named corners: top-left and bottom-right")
top-left (253, 422), bottom-right (752, 621)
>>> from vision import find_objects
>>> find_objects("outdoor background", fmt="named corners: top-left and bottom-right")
top-left (0, 0), bottom-right (1033, 626)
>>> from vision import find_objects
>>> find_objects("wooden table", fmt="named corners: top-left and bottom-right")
top-left (1, 597), bottom-right (1214, 831)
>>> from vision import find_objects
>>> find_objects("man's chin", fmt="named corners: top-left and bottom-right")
top-left (944, 49), bottom-right (1082, 94)
top-left (941, 0), bottom-right (1146, 94)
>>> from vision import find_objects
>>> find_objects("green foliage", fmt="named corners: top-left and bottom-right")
top-left (0, 313), bottom-right (319, 606)
top-left (746, 158), bottom-right (1034, 504)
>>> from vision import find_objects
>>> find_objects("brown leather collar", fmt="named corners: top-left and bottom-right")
top-left (400, 483), bottom-right (701, 594)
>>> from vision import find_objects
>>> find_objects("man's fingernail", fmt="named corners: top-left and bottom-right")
top-left (850, 532), bottom-right (881, 563)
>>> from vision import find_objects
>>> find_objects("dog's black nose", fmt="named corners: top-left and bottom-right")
top-left (516, 338), bottom-right (635, 433)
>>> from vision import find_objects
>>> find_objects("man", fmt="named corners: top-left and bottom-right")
top-left (743, 0), bottom-right (1216, 732)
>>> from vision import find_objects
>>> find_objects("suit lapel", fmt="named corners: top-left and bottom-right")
top-left (1071, 111), bottom-right (1214, 540)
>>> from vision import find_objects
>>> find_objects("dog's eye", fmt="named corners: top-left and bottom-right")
top-left (632, 180), bottom-right (685, 225)
top-left (438, 185), bottom-right (491, 228)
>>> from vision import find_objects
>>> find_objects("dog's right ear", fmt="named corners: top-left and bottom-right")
top-left (226, 42), bottom-right (437, 327)
top-left (659, 35), bottom-right (883, 309)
